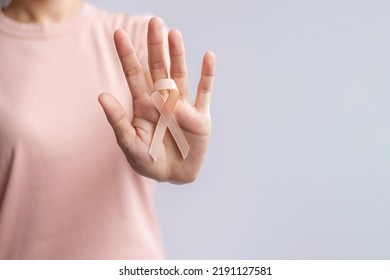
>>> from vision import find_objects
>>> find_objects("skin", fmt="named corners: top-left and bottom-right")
top-left (2, 0), bottom-right (83, 23)
top-left (3, 0), bottom-right (216, 184)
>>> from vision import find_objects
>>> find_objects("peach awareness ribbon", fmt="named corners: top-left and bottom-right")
top-left (149, 79), bottom-right (190, 161)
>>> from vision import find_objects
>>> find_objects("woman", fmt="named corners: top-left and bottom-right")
top-left (0, 0), bottom-right (215, 259)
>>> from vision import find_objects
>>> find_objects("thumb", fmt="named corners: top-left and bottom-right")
top-left (98, 93), bottom-right (135, 151)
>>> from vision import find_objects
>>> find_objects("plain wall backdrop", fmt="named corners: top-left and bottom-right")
top-left (3, 0), bottom-right (390, 259)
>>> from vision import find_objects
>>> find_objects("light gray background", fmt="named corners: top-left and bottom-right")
top-left (92, 0), bottom-right (390, 259)
top-left (3, 0), bottom-right (389, 259)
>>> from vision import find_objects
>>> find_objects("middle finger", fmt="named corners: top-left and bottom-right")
top-left (147, 17), bottom-right (169, 83)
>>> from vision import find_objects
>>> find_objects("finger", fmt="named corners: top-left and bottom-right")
top-left (195, 51), bottom-right (216, 114)
top-left (168, 29), bottom-right (189, 100)
top-left (148, 17), bottom-right (169, 83)
top-left (114, 29), bottom-right (149, 100)
top-left (98, 93), bottom-right (135, 151)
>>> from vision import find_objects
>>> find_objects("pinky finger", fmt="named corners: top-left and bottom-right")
top-left (195, 51), bottom-right (216, 114)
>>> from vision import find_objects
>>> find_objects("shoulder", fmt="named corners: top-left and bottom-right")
top-left (85, 4), bottom-right (154, 70)
top-left (88, 3), bottom-right (152, 42)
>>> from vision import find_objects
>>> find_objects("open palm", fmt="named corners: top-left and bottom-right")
top-left (98, 17), bottom-right (216, 184)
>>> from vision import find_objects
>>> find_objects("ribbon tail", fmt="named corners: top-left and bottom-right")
top-left (151, 92), bottom-right (190, 159)
top-left (149, 89), bottom-right (179, 161)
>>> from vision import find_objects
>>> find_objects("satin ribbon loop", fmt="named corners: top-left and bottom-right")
top-left (149, 79), bottom-right (190, 161)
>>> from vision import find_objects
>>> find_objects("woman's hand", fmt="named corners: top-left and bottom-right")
top-left (98, 17), bottom-right (216, 184)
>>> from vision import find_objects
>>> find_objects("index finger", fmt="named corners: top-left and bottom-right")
top-left (114, 29), bottom-right (149, 100)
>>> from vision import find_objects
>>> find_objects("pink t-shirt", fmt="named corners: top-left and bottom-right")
top-left (0, 3), bottom-right (164, 259)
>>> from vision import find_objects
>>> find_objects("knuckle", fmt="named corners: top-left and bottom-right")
top-left (124, 65), bottom-right (142, 78)
top-left (197, 85), bottom-right (212, 95)
top-left (150, 60), bottom-right (166, 71)
top-left (171, 70), bottom-right (187, 79)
